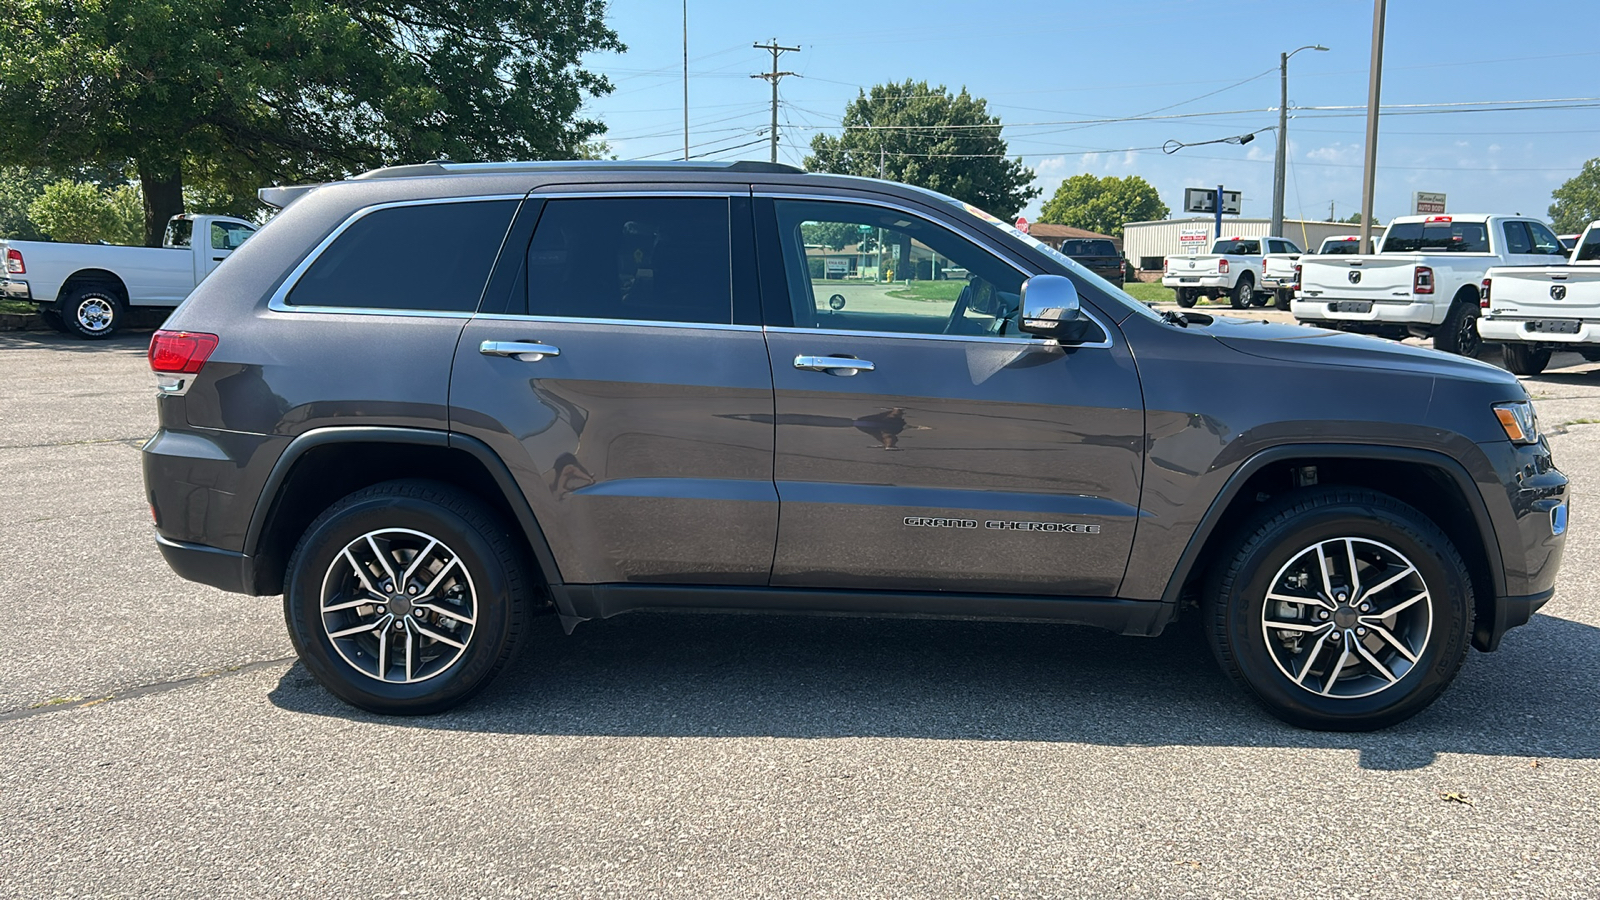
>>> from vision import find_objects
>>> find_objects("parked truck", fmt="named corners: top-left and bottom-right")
top-left (1162, 236), bottom-right (1301, 309)
top-left (1479, 220), bottom-right (1600, 374)
top-left (1293, 214), bottom-right (1567, 356)
top-left (0, 213), bottom-right (258, 338)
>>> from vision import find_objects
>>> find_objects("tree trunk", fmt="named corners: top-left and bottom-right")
top-left (138, 162), bottom-right (184, 248)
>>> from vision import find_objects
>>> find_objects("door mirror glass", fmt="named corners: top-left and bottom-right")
top-left (1019, 275), bottom-right (1093, 343)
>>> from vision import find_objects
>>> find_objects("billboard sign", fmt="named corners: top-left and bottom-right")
top-left (1185, 187), bottom-right (1242, 215)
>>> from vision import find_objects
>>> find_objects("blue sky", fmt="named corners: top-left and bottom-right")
top-left (577, 0), bottom-right (1600, 225)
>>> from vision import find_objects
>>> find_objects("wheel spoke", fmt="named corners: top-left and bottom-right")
top-left (1315, 542), bottom-right (1337, 600)
top-left (1352, 637), bottom-right (1399, 683)
top-left (322, 596), bottom-right (374, 614)
top-left (413, 622), bottom-right (467, 650)
top-left (1267, 591), bottom-right (1336, 611)
top-left (327, 619), bottom-right (382, 640)
top-left (1377, 590), bottom-right (1428, 620)
top-left (1264, 619), bottom-right (1331, 634)
top-left (366, 534), bottom-right (400, 586)
top-left (1321, 644), bottom-right (1352, 695)
top-left (417, 557), bottom-right (461, 600)
top-left (1365, 622), bottom-right (1420, 664)
top-left (399, 538), bottom-right (439, 588)
top-left (1358, 565), bottom-right (1417, 603)
top-left (1296, 632), bottom-right (1332, 685)
top-left (377, 623), bottom-right (391, 681)
top-left (404, 622), bottom-right (416, 683)
top-left (417, 602), bottom-right (475, 626)
top-left (342, 548), bottom-right (382, 596)
top-left (1344, 539), bottom-right (1361, 597)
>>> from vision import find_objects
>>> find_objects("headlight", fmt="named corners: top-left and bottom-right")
top-left (1493, 401), bottom-right (1541, 444)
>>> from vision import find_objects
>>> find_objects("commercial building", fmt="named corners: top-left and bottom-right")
top-left (1122, 217), bottom-right (1363, 271)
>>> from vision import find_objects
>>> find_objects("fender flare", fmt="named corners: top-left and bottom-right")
top-left (242, 426), bottom-right (565, 598)
top-left (1158, 443), bottom-right (1505, 606)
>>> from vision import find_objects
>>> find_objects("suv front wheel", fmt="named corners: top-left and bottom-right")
top-left (284, 480), bottom-right (533, 715)
top-left (1205, 488), bottom-right (1473, 731)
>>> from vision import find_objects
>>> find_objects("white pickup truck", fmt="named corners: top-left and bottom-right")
top-left (1293, 214), bottom-right (1567, 356)
top-left (0, 213), bottom-right (257, 338)
top-left (1163, 236), bottom-right (1302, 309)
top-left (1479, 220), bottom-right (1600, 374)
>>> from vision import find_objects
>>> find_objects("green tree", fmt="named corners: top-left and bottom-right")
top-left (806, 80), bottom-right (1039, 219)
top-left (1339, 212), bottom-right (1380, 225)
top-left (27, 179), bottom-right (139, 244)
top-left (0, 166), bottom-right (52, 240)
top-left (1550, 158), bottom-right (1600, 234)
top-left (0, 1), bottom-right (622, 245)
top-left (1038, 174), bottom-right (1167, 237)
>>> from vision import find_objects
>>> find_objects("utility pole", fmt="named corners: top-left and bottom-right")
top-left (752, 40), bottom-right (799, 164)
top-left (682, 1), bottom-right (689, 160)
top-left (1272, 45), bottom-right (1327, 239)
top-left (1359, 0), bottom-right (1387, 250)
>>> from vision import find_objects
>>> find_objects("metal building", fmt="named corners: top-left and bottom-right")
top-left (1123, 218), bottom-right (1364, 271)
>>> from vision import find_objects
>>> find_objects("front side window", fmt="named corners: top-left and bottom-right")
top-left (1524, 221), bottom-right (1566, 256)
top-left (524, 196), bottom-right (732, 325)
top-left (286, 200), bottom-right (517, 312)
top-left (773, 199), bottom-right (1025, 337)
top-left (210, 221), bottom-right (255, 251)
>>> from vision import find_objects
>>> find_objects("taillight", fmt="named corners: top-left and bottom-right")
top-left (4, 248), bottom-right (22, 275)
top-left (1163, 257), bottom-right (1170, 271)
top-left (1218, 258), bottom-right (1230, 274)
top-left (1480, 277), bottom-right (1491, 307)
top-left (1414, 265), bottom-right (1434, 295)
top-left (148, 330), bottom-right (219, 374)
top-left (1293, 264), bottom-right (1302, 288)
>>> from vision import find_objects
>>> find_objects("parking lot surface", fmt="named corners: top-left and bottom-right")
top-left (3, 328), bottom-right (1599, 898)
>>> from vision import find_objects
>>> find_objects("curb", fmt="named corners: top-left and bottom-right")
top-left (0, 312), bottom-right (47, 332)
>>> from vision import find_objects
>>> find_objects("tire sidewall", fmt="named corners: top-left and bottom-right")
top-left (1218, 503), bottom-right (1472, 730)
top-left (284, 494), bottom-right (517, 714)
top-left (1230, 275), bottom-right (1253, 308)
top-left (61, 287), bottom-right (122, 339)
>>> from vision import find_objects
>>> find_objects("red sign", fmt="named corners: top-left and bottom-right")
top-left (1015, 216), bottom-right (1029, 234)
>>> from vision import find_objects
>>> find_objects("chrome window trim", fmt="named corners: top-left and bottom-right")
top-left (754, 191), bottom-right (1114, 350)
top-left (470, 313), bottom-right (762, 333)
top-left (267, 194), bottom-right (525, 315)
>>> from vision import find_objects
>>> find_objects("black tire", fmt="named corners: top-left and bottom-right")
top-left (39, 308), bottom-right (70, 333)
top-left (283, 479), bottom-right (534, 715)
top-left (1579, 348), bottom-right (1600, 363)
top-left (1204, 488), bottom-right (1473, 731)
top-left (1175, 288), bottom-right (1197, 308)
top-left (1275, 289), bottom-right (1293, 312)
top-left (1502, 344), bottom-right (1551, 376)
top-left (1434, 298), bottom-right (1482, 357)
top-left (1230, 274), bottom-right (1254, 309)
top-left (59, 285), bottom-right (124, 339)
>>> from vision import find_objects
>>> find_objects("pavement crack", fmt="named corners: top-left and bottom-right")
top-left (0, 656), bottom-right (299, 723)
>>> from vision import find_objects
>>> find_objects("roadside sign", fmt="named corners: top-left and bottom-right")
top-left (1412, 192), bottom-right (1446, 215)
top-left (1015, 216), bottom-right (1030, 234)
top-left (1185, 188), bottom-right (1242, 215)
top-left (825, 258), bottom-right (848, 276)
top-left (1179, 226), bottom-right (1210, 245)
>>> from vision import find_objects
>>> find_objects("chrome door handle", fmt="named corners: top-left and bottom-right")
top-left (793, 355), bottom-right (875, 375)
top-left (480, 340), bottom-right (561, 362)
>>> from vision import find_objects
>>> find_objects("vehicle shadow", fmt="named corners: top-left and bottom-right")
top-left (268, 608), bottom-right (1600, 771)
top-left (0, 331), bottom-right (155, 355)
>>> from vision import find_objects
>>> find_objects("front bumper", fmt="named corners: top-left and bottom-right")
top-left (1474, 436), bottom-right (1567, 651)
top-left (1479, 315), bottom-right (1600, 344)
top-left (0, 278), bottom-right (31, 302)
top-left (1291, 296), bottom-right (1441, 326)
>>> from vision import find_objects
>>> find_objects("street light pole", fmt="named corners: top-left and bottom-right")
top-left (1360, 0), bottom-right (1387, 250)
top-left (1271, 44), bottom-right (1327, 239)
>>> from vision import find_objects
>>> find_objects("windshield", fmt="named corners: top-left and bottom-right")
top-left (1059, 239), bottom-right (1117, 257)
top-left (948, 199), bottom-right (1164, 323)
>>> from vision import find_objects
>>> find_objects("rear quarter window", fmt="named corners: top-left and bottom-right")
top-left (286, 199), bottom-right (518, 312)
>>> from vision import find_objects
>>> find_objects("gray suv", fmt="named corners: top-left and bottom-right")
top-left (142, 161), bottom-right (1568, 731)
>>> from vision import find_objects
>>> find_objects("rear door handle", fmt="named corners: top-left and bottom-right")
top-left (480, 340), bottom-right (561, 362)
top-left (793, 355), bottom-right (874, 375)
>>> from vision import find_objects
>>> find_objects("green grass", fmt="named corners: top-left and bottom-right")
top-left (1120, 282), bottom-right (1174, 303)
top-left (884, 280), bottom-right (966, 303)
top-left (0, 299), bottom-right (35, 315)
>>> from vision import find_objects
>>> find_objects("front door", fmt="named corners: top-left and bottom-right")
top-left (757, 196), bottom-right (1145, 596)
top-left (450, 191), bottom-right (778, 586)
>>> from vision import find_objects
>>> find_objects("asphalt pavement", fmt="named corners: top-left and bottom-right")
top-left (2, 326), bottom-right (1599, 898)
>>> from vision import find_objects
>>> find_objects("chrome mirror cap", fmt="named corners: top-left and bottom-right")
top-left (1019, 275), bottom-right (1082, 339)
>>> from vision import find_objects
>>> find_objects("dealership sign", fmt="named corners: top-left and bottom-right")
top-left (1179, 226), bottom-right (1210, 245)
top-left (1412, 192), bottom-right (1446, 215)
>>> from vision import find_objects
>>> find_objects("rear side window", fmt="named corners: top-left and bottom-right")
top-left (524, 196), bottom-right (732, 325)
top-left (1381, 221), bottom-right (1489, 253)
top-left (1502, 221), bottom-right (1533, 254)
top-left (286, 200), bottom-right (517, 312)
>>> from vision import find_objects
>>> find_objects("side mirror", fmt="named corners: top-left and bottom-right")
top-left (1019, 275), bottom-right (1093, 343)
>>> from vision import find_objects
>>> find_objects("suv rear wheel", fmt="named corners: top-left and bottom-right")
top-left (1204, 488), bottom-right (1473, 731)
top-left (284, 479), bottom-right (532, 715)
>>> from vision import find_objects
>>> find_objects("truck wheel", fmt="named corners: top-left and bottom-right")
top-left (1275, 289), bottom-right (1293, 312)
top-left (1230, 275), bottom-right (1254, 309)
top-left (1434, 299), bottom-right (1481, 358)
top-left (1204, 488), bottom-right (1473, 731)
top-left (1580, 349), bottom-right (1600, 363)
top-left (1175, 288), bottom-right (1197, 308)
top-left (60, 286), bottom-right (123, 339)
top-left (39, 308), bottom-right (70, 333)
top-left (1502, 344), bottom-right (1551, 376)
top-left (283, 479), bottom-right (534, 715)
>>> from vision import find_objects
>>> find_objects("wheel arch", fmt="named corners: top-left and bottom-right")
top-left (243, 427), bottom-right (564, 604)
top-left (58, 269), bottom-right (129, 303)
top-left (1161, 444), bottom-right (1504, 649)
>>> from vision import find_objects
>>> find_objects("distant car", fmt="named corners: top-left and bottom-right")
top-left (1559, 234), bottom-right (1580, 252)
top-left (1056, 238), bottom-right (1124, 286)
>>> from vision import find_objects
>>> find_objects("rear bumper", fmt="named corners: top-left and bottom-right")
top-left (0, 278), bottom-right (30, 301)
top-left (1261, 276), bottom-right (1296, 291)
top-left (1163, 275), bottom-right (1229, 289)
top-left (1291, 296), bottom-right (1440, 326)
top-left (155, 533), bottom-right (251, 594)
top-left (1479, 316), bottom-right (1600, 344)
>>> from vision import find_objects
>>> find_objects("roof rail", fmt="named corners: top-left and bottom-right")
top-left (350, 159), bottom-right (805, 180)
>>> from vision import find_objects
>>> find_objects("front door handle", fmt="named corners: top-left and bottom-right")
top-left (794, 354), bottom-right (875, 376)
top-left (480, 340), bottom-right (561, 362)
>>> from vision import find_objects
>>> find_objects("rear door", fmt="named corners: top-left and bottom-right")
top-left (450, 188), bottom-right (778, 586)
top-left (755, 193), bottom-right (1144, 596)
